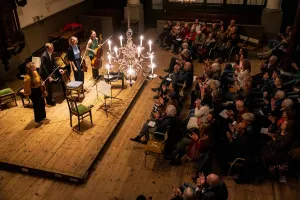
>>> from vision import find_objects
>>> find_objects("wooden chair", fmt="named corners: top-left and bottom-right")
top-left (144, 129), bottom-right (169, 168)
top-left (19, 89), bottom-right (31, 107)
top-left (237, 35), bottom-right (249, 48)
top-left (0, 88), bottom-right (17, 109)
top-left (66, 96), bottom-right (92, 132)
top-left (228, 157), bottom-right (246, 177)
top-left (186, 150), bottom-right (211, 175)
top-left (62, 70), bottom-right (84, 101)
top-left (243, 37), bottom-right (260, 52)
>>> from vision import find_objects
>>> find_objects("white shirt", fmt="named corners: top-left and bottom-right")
top-left (48, 52), bottom-right (52, 60)
top-left (194, 105), bottom-right (210, 118)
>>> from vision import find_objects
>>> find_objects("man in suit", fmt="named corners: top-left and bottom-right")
top-left (196, 173), bottom-right (228, 200)
top-left (40, 43), bottom-right (63, 106)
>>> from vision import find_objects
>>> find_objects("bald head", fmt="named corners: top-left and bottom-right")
top-left (184, 62), bottom-right (192, 71)
top-left (207, 174), bottom-right (220, 187)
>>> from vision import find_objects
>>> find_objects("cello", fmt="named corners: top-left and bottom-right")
top-left (91, 34), bottom-right (103, 70)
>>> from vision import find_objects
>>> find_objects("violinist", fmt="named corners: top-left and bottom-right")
top-left (87, 30), bottom-right (99, 79)
top-left (23, 62), bottom-right (47, 126)
top-left (67, 36), bottom-right (85, 83)
top-left (40, 43), bottom-right (64, 106)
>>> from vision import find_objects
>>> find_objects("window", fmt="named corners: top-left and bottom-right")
top-left (226, 0), bottom-right (243, 4)
top-left (168, 0), bottom-right (204, 3)
top-left (207, 0), bottom-right (223, 4)
top-left (153, 0), bottom-right (163, 9)
top-left (247, 0), bottom-right (265, 5)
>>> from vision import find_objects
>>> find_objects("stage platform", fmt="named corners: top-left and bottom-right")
top-left (0, 68), bottom-right (146, 183)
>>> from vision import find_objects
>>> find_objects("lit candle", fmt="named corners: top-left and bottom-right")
top-left (150, 55), bottom-right (153, 64)
top-left (114, 46), bottom-right (118, 57)
top-left (148, 40), bottom-right (152, 52)
top-left (106, 64), bottom-right (110, 75)
top-left (119, 36), bottom-right (123, 47)
top-left (151, 63), bottom-right (155, 74)
top-left (140, 35), bottom-right (143, 46)
top-left (108, 54), bottom-right (111, 64)
top-left (137, 46), bottom-right (141, 58)
top-left (108, 40), bottom-right (111, 52)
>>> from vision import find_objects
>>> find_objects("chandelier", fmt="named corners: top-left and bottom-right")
top-left (106, 17), bottom-right (156, 86)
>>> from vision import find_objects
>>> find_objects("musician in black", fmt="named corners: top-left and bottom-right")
top-left (40, 43), bottom-right (64, 106)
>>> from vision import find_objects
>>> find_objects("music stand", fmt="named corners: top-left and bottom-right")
top-left (103, 72), bottom-right (123, 102)
top-left (97, 81), bottom-right (112, 117)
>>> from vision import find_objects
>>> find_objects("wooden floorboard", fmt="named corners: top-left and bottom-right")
top-left (0, 29), bottom-right (299, 199)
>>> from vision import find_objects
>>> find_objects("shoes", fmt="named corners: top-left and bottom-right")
top-left (140, 140), bottom-right (148, 145)
top-left (47, 101), bottom-right (56, 106)
top-left (169, 159), bottom-right (182, 166)
top-left (151, 88), bottom-right (159, 92)
top-left (153, 95), bottom-right (159, 99)
top-left (130, 136), bottom-right (141, 143)
top-left (165, 47), bottom-right (170, 51)
top-left (164, 155), bottom-right (173, 161)
top-left (34, 121), bottom-right (43, 128)
top-left (159, 76), bottom-right (164, 80)
top-left (164, 69), bottom-right (169, 73)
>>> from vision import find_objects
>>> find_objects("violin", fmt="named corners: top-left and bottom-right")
top-left (91, 34), bottom-right (103, 69)
top-left (41, 83), bottom-right (48, 98)
top-left (82, 57), bottom-right (87, 72)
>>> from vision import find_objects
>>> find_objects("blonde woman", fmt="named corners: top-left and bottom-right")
top-left (23, 62), bottom-right (46, 125)
top-left (67, 36), bottom-right (84, 82)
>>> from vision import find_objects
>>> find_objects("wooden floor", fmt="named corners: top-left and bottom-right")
top-left (0, 29), bottom-right (299, 200)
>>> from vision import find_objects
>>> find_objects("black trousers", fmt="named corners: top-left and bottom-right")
top-left (74, 59), bottom-right (84, 83)
top-left (30, 87), bottom-right (46, 122)
top-left (89, 56), bottom-right (99, 79)
top-left (168, 57), bottom-right (177, 73)
top-left (45, 81), bottom-right (53, 104)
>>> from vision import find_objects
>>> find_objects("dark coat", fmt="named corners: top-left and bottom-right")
top-left (197, 182), bottom-right (228, 200)
top-left (40, 51), bottom-right (58, 80)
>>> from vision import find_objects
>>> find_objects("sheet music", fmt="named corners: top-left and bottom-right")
top-left (32, 57), bottom-right (41, 68)
top-left (219, 109), bottom-right (228, 119)
top-left (260, 128), bottom-right (268, 134)
top-left (98, 81), bottom-right (111, 96)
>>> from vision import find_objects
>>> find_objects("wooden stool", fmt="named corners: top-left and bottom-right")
top-left (19, 89), bottom-right (31, 107)
top-left (0, 88), bottom-right (17, 109)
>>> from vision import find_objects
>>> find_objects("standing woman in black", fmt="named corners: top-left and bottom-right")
top-left (67, 36), bottom-right (84, 83)
top-left (23, 62), bottom-right (46, 126)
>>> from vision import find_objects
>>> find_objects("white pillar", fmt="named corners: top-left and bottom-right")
top-left (124, 0), bottom-right (144, 35)
top-left (266, 0), bottom-right (282, 10)
top-left (128, 0), bottom-right (140, 5)
top-left (262, 0), bottom-right (283, 37)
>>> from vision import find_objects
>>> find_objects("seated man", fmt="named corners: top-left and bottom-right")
top-left (130, 104), bottom-right (176, 144)
top-left (260, 55), bottom-right (279, 76)
top-left (164, 48), bottom-right (192, 73)
top-left (225, 122), bottom-right (251, 161)
top-left (177, 62), bottom-right (193, 87)
top-left (177, 173), bottom-right (228, 200)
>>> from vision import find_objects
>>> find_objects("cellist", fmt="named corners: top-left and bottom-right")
top-left (87, 30), bottom-right (99, 79)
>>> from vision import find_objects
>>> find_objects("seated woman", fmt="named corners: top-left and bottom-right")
top-left (198, 33), bottom-right (216, 63)
top-left (165, 23), bottom-right (179, 51)
top-left (130, 104), bottom-right (176, 144)
top-left (157, 20), bottom-right (172, 48)
top-left (260, 120), bottom-right (293, 180)
top-left (169, 121), bottom-right (211, 166)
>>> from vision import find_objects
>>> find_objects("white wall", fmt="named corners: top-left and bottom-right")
top-left (17, 0), bottom-right (85, 28)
